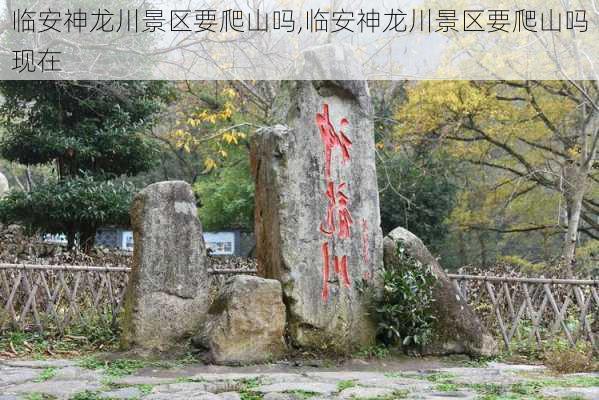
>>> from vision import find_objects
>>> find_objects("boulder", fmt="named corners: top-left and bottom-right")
top-left (384, 227), bottom-right (498, 357)
top-left (0, 172), bottom-right (8, 198)
top-left (251, 65), bottom-right (383, 351)
top-left (205, 275), bottom-right (286, 365)
top-left (121, 181), bottom-right (211, 353)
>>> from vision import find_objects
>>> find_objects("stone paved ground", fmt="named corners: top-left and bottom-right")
top-left (0, 357), bottom-right (597, 400)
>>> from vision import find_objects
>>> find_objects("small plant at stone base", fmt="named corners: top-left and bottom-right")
top-left (367, 241), bottom-right (437, 349)
top-left (355, 345), bottom-right (390, 359)
top-left (337, 380), bottom-right (357, 391)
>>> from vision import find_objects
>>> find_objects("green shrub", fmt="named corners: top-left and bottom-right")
top-left (0, 176), bottom-right (134, 250)
top-left (368, 241), bottom-right (437, 348)
top-left (544, 339), bottom-right (596, 374)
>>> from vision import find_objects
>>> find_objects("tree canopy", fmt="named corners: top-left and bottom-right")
top-left (0, 81), bottom-right (173, 250)
top-left (395, 80), bottom-right (598, 273)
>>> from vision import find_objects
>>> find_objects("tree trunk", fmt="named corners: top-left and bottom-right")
top-left (80, 226), bottom-right (96, 254)
top-left (563, 187), bottom-right (585, 275)
top-left (477, 231), bottom-right (488, 268)
top-left (66, 229), bottom-right (76, 250)
top-left (562, 153), bottom-right (593, 277)
top-left (458, 230), bottom-right (469, 266)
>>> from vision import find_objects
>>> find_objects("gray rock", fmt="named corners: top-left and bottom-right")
top-left (1, 360), bottom-right (75, 369)
top-left (0, 367), bottom-right (40, 387)
top-left (98, 387), bottom-right (143, 399)
top-left (0, 396), bottom-right (18, 400)
top-left (294, 44), bottom-right (365, 80)
top-left (121, 181), bottom-right (211, 352)
top-left (5, 380), bottom-right (102, 399)
top-left (252, 74), bottom-right (383, 352)
top-left (218, 393), bottom-right (242, 400)
top-left (145, 392), bottom-right (220, 400)
top-left (52, 366), bottom-right (104, 382)
top-left (112, 376), bottom-right (177, 386)
top-left (0, 172), bottom-right (8, 198)
top-left (339, 387), bottom-right (395, 399)
top-left (384, 227), bottom-right (498, 357)
top-left (255, 382), bottom-right (338, 395)
top-left (439, 367), bottom-right (527, 386)
top-left (409, 392), bottom-right (477, 400)
top-left (263, 394), bottom-right (296, 400)
top-left (486, 362), bottom-right (546, 372)
top-left (541, 387), bottom-right (599, 400)
top-left (205, 275), bottom-right (287, 365)
top-left (151, 382), bottom-right (217, 393)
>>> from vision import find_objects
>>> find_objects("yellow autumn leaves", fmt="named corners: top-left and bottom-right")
top-left (167, 85), bottom-right (247, 173)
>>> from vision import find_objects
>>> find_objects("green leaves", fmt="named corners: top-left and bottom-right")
top-left (194, 150), bottom-right (254, 232)
top-left (371, 242), bottom-right (438, 348)
top-left (0, 176), bottom-right (134, 237)
top-left (0, 81), bottom-right (172, 179)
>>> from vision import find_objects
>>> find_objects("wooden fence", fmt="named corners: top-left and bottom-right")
top-left (0, 264), bottom-right (258, 333)
top-left (0, 264), bottom-right (131, 333)
top-left (2, 263), bottom-right (597, 353)
top-left (448, 274), bottom-right (599, 351)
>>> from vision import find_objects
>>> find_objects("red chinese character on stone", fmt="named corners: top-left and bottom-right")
top-left (321, 243), bottom-right (351, 301)
top-left (317, 103), bottom-right (354, 303)
top-left (316, 104), bottom-right (352, 180)
top-left (336, 183), bottom-right (353, 239)
top-left (319, 182), bottom-right (353, 238)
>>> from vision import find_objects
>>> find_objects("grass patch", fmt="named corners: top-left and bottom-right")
top-left (69, 391), bottom-right (104, 400)
top-left (337, 379), bottom-right (357, 391)
top-left (239, 393), bottom-right (263, 400)
top-left (79, 353), bottom-right (201, 378)
top-left (24, 394), bottom-right (56, 400)
top-left (423, 372), bottom-right (455, 384)
top-left (286, 390), bottom-right (319, 399)
top-left (375, 390), bottom-right (409, 399)
top-left (79, 357), bottom-right (147, 377)
top-left (137, 384), bottom-right (154, 396)
top-left (238, 377), bottom-right (263, 400)
top-left (435, 383), bottom-right (459, 392)
top-left (383, 372), bottom-right (411, 379)
top-left (35, 367), bottom-right (57, 382)
top-left (467, 383), bottom-right (504, 396)
top-left (0, 317), bottom-right (118, 359)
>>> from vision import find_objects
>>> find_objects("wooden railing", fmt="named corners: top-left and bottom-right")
top-left (4, 262), bottom-right (596, 353)
top-left (0, 264), bottom-right (131, 333)
top-left (0, 264), bottom-right (257, 333)
top-left (448, 274), bottom-right (599, 351)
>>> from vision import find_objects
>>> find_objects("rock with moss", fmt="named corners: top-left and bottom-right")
top-left (121, 181), bottom-right (211, 353)
top-left (384, 227), bottom-right (498, 357)
top-left (205, 275), bottom-right (287, 365)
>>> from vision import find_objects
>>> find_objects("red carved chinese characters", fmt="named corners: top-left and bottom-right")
top-left (316, 104), bottom-right (352, 181)
top-left (317, 104), bottom-right (354, 301)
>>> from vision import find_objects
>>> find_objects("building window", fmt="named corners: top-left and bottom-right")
top-left (207, 241), bottom-right (234, 255)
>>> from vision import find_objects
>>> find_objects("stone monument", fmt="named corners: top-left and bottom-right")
top-left (251, 46), bottom-right (383, 351)
top-left (121, 181), bottom-right (211, 353)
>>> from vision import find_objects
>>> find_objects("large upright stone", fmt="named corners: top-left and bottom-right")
top-left (251, 63), bottom-right (383, 350)
top-left (121, 181), bottom-right (211, 352)
top-left (0, 172), bottom-right (8, 198)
